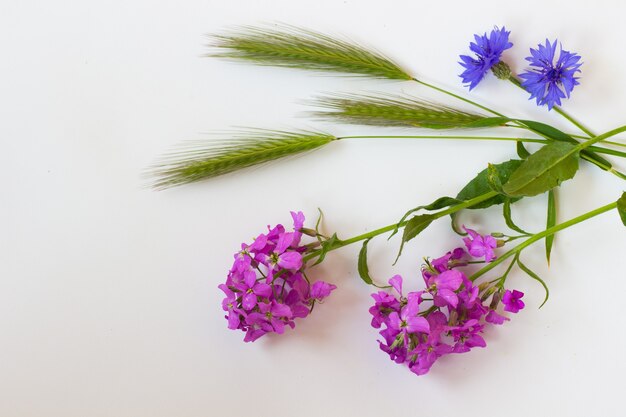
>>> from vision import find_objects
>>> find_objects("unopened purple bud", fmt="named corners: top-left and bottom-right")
top-left (489, 288), bottom-right (503, 309)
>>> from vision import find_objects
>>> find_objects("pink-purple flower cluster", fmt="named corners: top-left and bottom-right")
top-left (219, 212), bottom-right (336, 342)
top-left (369, 227), bottom-right (524, 375)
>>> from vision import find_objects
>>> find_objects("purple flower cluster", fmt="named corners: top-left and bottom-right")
top-left (219, 212), bottom-right (336, 342)
top-left (369, 227), bottom-right (524, 375)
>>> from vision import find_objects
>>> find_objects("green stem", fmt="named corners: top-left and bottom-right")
top-left (579, 125), bottom-right (626, 150)
top-left (337, 135), bottom-right (626, 160)
top-left (507, 76), bottom-right (595, 137)
top-left (497, 253), bottom-right (520, 287)
top-left (602, 140), bottom-right (626, 149)
top-left (338, 135), bottom-right (547, 144)
top-left (413, 78), bottom-right (505, 117)
top-left (302, 190), bottom-right (499, 263)
top-left (470, 200), bottom-right (618, 281)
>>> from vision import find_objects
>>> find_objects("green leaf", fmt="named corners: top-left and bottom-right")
top-left (545, 190), bottom-right (557, 265)
top-left (388, 196), bottom-right (460, 240)
top-left (357, 238), bottom-right (374, 285)
top-left (502, 142), bottom-right (580, 197)
top-left (455, 159), bottom-right (524, 209)
top-left (518, 119), bottom-right (611, 170)
top-left (516, 141), bottom-right (530, 159)
top-left (451, 159), bottom-right (524, 235)
top-left (503, 198), bottom-right (530, 235)
top-left (314, 233), bottom-right (340, 265)
top-left (518, 120), bottom-right (576, 143)
top-left (403, 214), bottom-right (436, 242)
top-left (487, 163), bottom-right (505, 194)
top-left (618, 192), bottom-right (626, 226)
top-left (395, 214), bottom-right (435, 263)
top-left (517, 257), bottom-right (550, 308)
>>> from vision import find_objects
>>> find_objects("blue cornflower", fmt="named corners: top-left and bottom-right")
top-left (459, 27), bottom-right (513, 90)
top-left (519, 39), bottom-right (582, 110)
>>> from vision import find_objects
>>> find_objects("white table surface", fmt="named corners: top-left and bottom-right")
top-left (2, 0), bottom-right (625, 416)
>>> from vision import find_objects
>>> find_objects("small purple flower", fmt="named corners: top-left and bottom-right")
top-left (430, 248), bottom-right (466, 273)
top-left (502, 289), bottom-right (525, 313)
top-left (389, 274), bottom-right (403, 295)
top-left (309, 281), bottom-right (337, 301)
top-left (369, 290), bottom-right (401, 328)
top-left (246, 301), bottom-right (293, 335)
top-left (448, 319), bottom-right (486, 353)
top-left (459, 26), bottom-right (513, 90)
top-left (259, 232), bottom-right (303, 279)
top-left (427, 269), bottom-right (464, 308)
top-left (463, 226), bottom-right (497, 262)
top-left (291, 211), bottom-right (305, 241)
top-left (236, 269), bottom-right (272, 310)
top-left (519, 39), bottom-right (582, 110)
top-left (388, 297), bottom-right (430, 340)
top-left (486, 309), bottom-right (509, 325)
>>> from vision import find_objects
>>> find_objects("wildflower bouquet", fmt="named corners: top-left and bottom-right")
top-left (150, 25), bottom-right (626, 376)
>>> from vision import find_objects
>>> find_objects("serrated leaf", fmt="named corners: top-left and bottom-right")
top-left (388, 196), bottom-right (460, 240)
top-left (517, 257), bottom-right (549, 308)
top-left (314, 233), bottom-right (340, 265)
top-left (394, 214), bottom-right (435, 263)
top-left (516, 141), bottom-right (530, 159)
top-left (618, 192), bottom-right (626, 226)
top-left (456, 159), bottom-right (523, 209)
top-left (357, 238), bottom-right (374, 285)
top-left (503, 198), bottom-right (530, 235)
top-left (545, 190), bottom-right (557, 264)
top-left (502, 142), bottom-right (580, 197)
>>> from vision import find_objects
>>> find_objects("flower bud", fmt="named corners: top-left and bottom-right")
top-left (300, 227), bottom-right (319, 237)
top-left (480, 285), bottom-right (498, 302)
top-left (490, 288), bottom-right (504, 310)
